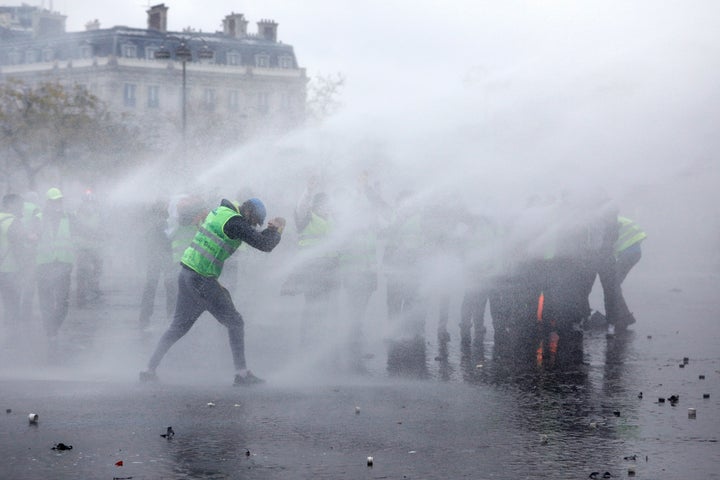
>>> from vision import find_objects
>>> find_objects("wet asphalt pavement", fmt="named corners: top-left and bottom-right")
top-left (0, 270), bottom-right (718, 479)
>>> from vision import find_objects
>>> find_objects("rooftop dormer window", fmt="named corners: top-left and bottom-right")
top-left (227, 51), bottom-right (241, 66)
top-left (278, 55), bottom-right (293, 69)
top-left (255, 53), bottom-right (270, 68)
top-left (121, 44), bottom-right (137, 58)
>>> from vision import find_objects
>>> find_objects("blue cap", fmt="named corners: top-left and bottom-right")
top-left (248, 198), bottom-right (266, 224)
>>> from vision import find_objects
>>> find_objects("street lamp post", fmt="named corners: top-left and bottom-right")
top-left (154, 39), bottom-right (213, 139)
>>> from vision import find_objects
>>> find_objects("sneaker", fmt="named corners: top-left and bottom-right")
top-left (139, 370), bottom-right (159, 383)
top-left (234, 370), bottom-right (265, 386)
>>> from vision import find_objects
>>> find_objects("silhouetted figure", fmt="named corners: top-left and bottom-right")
top-left (36, 188), bottom-right (76, 341)
top-left (137, 199), bottom-right (174, 330)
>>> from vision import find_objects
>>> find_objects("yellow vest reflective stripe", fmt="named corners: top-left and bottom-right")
top-left (181, 206), bottom-right (243, 277)
top-left (36, 215), bottom-right (74, 264)
top-left (614, 216), bottom-right (646, 255)
top-left (0, 213), bottom-right (18, 272)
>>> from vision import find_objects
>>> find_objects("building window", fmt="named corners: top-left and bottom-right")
top-left (25, 50), bottom-right (38, 64)
top-left (227, 52), bottom-right (241, 66)
top-left (257, 92), bottom-right (269, 114)
top-left (145, 47), bottom-right (159, 60)
top-left (8, 51), bottom-right (21, 65)
top-left (254, 54), bottom-right (270, 68)
top-left (123, 83), bottom-right (137, 107)
top-left (121, 44), bottom-right (137, 58)
top-left (79, 45), bottom-right (92, 59)
top-left (148, 85), bottom-right (160, 108)
top-left (278, 55), bottom-right (293, 69)
top-left (42, 48), bottom-right (54, 62)
top-left (203, 88), bottom-right (216, 112)
top-left (228, 90), bottom-right (240, 111)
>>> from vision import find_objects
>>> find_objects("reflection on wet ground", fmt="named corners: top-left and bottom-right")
top-left (0, 273), bottom-right (718, 479)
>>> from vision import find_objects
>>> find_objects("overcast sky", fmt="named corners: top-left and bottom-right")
top-left (47, 1), bottom-right (719, 109)
top-left (45, 1), bottom-right (720, 201)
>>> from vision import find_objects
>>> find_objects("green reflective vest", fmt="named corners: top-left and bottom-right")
top-left (298, 212), bottom-right (332, 248)
top-left (171, 224), bottom-right (199, 263)
top-left (0, 213), bottom-right (18, 272)
top-left (181, 206), bottom-right (243, 277)
top-left (36, 214), bottom-right (75, 265)
top-left (614, 216), bottom-right (646, 256)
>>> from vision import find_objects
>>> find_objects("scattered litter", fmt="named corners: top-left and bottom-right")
top-left (613, 411), bottom-right (621, 417)
top-left (5, 408), bottom-right (11, 414)
top-left (51, 443), bottom-right (73, 451)
top-left (637, 392), bottom-right (643, 399)
top-left (628, 466), bottom-right (636, 476)
top-left (703, 394), bottom-right (710, 399)
top-left (683, 357), bottom-right (689, 364)
top-left (679, 364), bottom-right (685, 369)
top-left (602, 472), bottom-right (613, 478)
top-left (112, 477), bottom-right (133, 480)
top-left (688, 408), bottom-right (696, 419)
top-left (623, 455), bottom-right (637, 461)
top-left (115, 460), bottom-right (124, 467)
top-left (646, 335), bottom-right (652, 339)
top-left (355, 406), bottom-right (361, 414)
top-left (589, 422), bottom-right (598, 429)
top-left (207, 402), bottom-right (216, 408)
top-left (28, 413), bottom-right (38, 424)
top-left (366, 456), bottom-right (374, 467)
top-left (668, 394), bottom-right (679, 405)
top-left (233, 404), bottom-right (241, 407)
top-left (476, 364), bottom-right (483, 369)
top-left (699, 375), bottom-right (705, 380)
top-left (245, 449), bottom-right (251, 457)
top-left (408, 450), bottom-right (417, 454)
top-left (540, 434), bottom-right (548, 444)
top-left (658, 397), bottom-right (665, 404)
top-left (589, 473), bottom-right (600, 479)
top-left (160, 426), bottom-right (174, 439)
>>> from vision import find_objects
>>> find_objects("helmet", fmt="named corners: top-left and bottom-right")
top-left (46, 187), bottom-right (63, 200)
top-left (247, 198), bottom-right (266, 224)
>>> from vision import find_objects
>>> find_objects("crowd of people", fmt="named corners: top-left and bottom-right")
top-left (0, 178), bottom-right (647, 384)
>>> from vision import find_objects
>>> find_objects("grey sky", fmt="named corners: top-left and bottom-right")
top-left (43, 1), bottom-right (720, 201)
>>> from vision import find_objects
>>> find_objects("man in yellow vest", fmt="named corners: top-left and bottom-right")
top-left (0, 194), bottom-right (33, 340)
top-left (36, 187), bottom-right (76, 340)
top-left (140, 197), bottom-right (285, 386)
top-left (602, 216), bottom-right (646, 333)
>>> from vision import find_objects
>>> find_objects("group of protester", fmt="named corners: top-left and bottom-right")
top-left (0, 179), bottom-right (646, 384)
top-left (0, 188), bottom-right (102, 348)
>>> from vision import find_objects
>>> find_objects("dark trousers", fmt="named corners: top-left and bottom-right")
top-left (386, 274), bottom-right (424, 337)
top-left (460, 286), bottom-right (490, 340)
top-left (147, 266), bottom-right (246, 372)
top-left (138, 256), bottom-right (176, 327)
top-left (76, 247), bottom-right (103, 307)
top-left (37, 261), bottom-right (73, 337)
top-left (0, 271), bottom-right (22, 334)
top-left (600, 245), bottom-right (641, 325)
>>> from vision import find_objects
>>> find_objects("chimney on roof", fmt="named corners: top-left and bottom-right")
top-left (223, 12), bottom-right (248, 39)
top-left (257, 19), bottom-right (278, 42)
top-left (147, 3), bottom-right (168, 32)
top-left (85, 19), bottom-right (100, 31)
